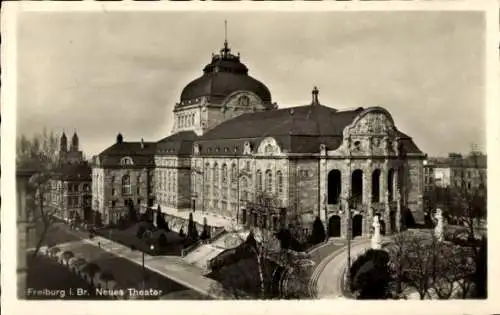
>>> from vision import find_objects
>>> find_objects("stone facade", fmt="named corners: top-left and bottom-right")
top-left (48, 132), bottom-right (92, 222)
top-left (92, 42), bottom-right (425, 238)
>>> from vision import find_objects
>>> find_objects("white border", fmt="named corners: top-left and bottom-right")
top-left (2, 1), bottom-right (499, 315)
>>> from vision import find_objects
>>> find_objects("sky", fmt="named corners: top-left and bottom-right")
top-left (17, 10), bottom-right (486, 157)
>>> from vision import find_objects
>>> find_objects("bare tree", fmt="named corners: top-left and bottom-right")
top-left (388, 229), bottom-right (476, 300)
top-left (17, 130), bottom-right (60, 257)
top-left (207, 191), bottom-right (312, 299)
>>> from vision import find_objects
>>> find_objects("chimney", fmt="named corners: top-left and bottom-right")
top-left (116, 133), bottom-right (123, 144)
top-left (141, 137), bottom-right (145, 149)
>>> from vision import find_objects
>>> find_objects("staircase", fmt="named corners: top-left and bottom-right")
top-left (183, 244), bottom-right (225, 271)
top-left (182, 230), bottom-right (249, 272)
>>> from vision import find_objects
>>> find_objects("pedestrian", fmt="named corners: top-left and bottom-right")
top-left (98, 241), bottom-right (101, 248)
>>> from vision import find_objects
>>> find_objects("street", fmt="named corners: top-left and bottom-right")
top-left (26, 222), bottom-right (208, 300)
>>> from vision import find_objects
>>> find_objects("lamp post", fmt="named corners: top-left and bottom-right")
top-left (343, 194), bottom-right (353, 291)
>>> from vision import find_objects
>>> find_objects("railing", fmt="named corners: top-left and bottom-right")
top-left (181, 240), bottom-right (202, 257)
top-left (180, 226), bottom-right (227, 257)
top-left (209, 226), bottom-right (226, 243)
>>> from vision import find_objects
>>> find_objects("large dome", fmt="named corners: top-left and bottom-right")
top-left (179, 42), bottom-right (272, 105)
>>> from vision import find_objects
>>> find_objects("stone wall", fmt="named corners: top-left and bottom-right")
top-left (296, 159), bottom-right (319, 224)
top-left (406, 158), bottom-right (425, 224)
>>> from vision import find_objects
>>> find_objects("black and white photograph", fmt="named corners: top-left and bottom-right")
top-left (2, 1), bottom-right (499, 314)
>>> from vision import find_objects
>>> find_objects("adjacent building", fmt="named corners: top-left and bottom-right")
top-left (48, 132), bottom-right (92, 222)
top-left (92, 39), bottom-right (426, 238)
top-left (424, 152), bottom-right (487, 192)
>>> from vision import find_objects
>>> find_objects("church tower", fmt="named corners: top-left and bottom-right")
top-left (59, 132), bottom-right (68, 163)
top-left (60, 132), bottom-right (68, 153)
top-left (71, 131), bottom-right (79, 152)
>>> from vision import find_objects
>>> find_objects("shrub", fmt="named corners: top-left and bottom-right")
top-left (187, 213), bottom-right (199, 242)
top-left (352, 258), bottom-right (392, 299)
top-left (200, 224), bottom-right (210, 240)
top-left (310, 216), bottom-right (326, 245)
top-left (349, 249), bottom-right (390, 291)
top-left (156, 210), bottom-right (167, 230)
top-left (136, 225), bottom-right (146, 239)
top-left (158, 233), bottom-right (168, 247)
top-left (179, 227), bottom-right (186, 238)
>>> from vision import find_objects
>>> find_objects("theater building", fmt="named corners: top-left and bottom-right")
top-left (92, 40), bottom-right (425, 237)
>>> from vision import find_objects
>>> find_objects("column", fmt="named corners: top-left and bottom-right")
top-left (393, 167), bottom-right (399, 201)
top-left (362, 160), bottom-right (371, 236)
top-left (341, 191), bottom-right (350, 238)
top-left (381, 160), bottom-right (389, 199)
top-left (396, 188), bottom-right (402, 232)
top-left (319, 157), bottom-right (327, 223)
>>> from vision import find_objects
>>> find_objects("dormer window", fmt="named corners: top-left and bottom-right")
top-left (120, 157), bottom-right (134, 166)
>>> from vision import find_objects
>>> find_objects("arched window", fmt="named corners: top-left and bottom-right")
top-left (136, 176), bottom-right (141, 195)
top-left (265, 144), bottom-right (274, 154)
top-left (231, 163), bottom-right (237, 182)
top-left (351, 169), bottom-right (363, 206)
top-left (122, 175), bottom-right (131, 195)
top-left (277, 171), bottom-right (283, 195)
top-left (372, 169), bottom-right (381, 202)
top-left (204, 163), bottom-right (210, 181)
top-left (256, 170), bottom-right (263, 192)
top-left (241, 177), bottom-right (248, 201)
top-left (328, 170), bottom-right (342, 204)
top-left (213, 163), bottom-right (219, 186)
top-left (120, 157), bottom-right (134, 166)
top-left (265, 170), bottom-right (273, 193)
top-left (222, 164), bottom-right (228, 184)
top-left (388, 168), bottom-right (394, 201)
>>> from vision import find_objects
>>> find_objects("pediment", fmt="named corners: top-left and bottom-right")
top-left (257, 137), bottom-right (283, 156)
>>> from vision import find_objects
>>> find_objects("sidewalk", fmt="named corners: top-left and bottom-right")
top-left (77, 235), bottom-right (228, 299)
top-left (153, 205), bottom-right (236, 229)
top-left (312, 239), bottom-right (372, 299)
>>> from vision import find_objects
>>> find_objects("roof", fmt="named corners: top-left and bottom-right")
top-left (195, 103), bottom-right (423, 155)
top-left (99, 141), bottom-right (157, 157)
top-left (51, 162), bottom-right (92, 181)
top-left (97, 141), bottom-right (157, 167)
top-left (156, 131), bottom-right (198, 156)
top-left (428, 154), bottom-right (487, 169)
top-left (178, 42), bottom-right (272, 106)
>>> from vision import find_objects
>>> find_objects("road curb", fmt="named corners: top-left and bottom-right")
top-left (308, 238), bottom-right (369, 298)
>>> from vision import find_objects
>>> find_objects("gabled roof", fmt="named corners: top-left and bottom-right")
top-left (98, 142), bottom-right (157, 157)
top-left (156, 131), bottom-right (198, 156)
top-left (195, 104), bottom-right (423, 155)
top-left (199, 104), bottom-right (360, 141)
top-left (96, 141), bottom-right (157, 167)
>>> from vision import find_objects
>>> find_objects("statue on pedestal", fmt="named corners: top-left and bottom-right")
top-left (434, 208), bottom-right (444, 242)
top-left (371, 216), bottom-right (382, 250)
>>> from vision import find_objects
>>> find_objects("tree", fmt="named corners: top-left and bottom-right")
top-left (127, 203), bottom-right (138, 223)
top-left (200, 222), bottom-right (210, 241)
top-left (179, 227), bottom-right (186, 238)
top-left (309, 216), bottom-right (326, 245)
top-left (424, 150), bottom-right (487, 298)
top-left (388, 230), bottom-right (476, 300)
top-left (352, 250), bottom-right (392, 299)
top-left (158, 233), bottom-right (168, 248)
top-left (156, 209), bottom-right (167, 230)
top-left (136, 225), bottom-right (146, 239)
top-left (207, 221), bottom-right (312, 300)
top-left (187, 213), bottom-right (199, 242)
top-left (17, 130), bottom-right (64, 257)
